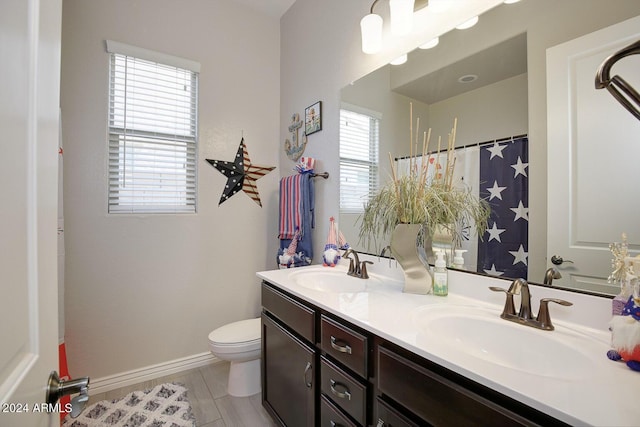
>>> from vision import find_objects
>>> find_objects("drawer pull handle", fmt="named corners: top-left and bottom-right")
top-left (303, 361), bottom-right (312, 388)
top-left (330, 379), bottom-right (352, 401)
top-left (330, 336), bottom-right (352, 354)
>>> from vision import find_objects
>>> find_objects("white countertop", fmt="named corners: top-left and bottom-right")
top-left (257, 259), bottom-right (640, 427)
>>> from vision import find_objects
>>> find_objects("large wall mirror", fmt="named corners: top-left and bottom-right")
top-left (339, 0), bottom-right (640, 295)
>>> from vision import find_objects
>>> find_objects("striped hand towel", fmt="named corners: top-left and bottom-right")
top-left (278, 175), bottom-right (302, 239)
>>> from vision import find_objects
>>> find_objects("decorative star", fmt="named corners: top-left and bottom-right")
top-left (486, 142), bottom-right (507, 160)
top-left (486, 180), bottom-right (507, 201)
top-left (509, 244), bottom-right (529, 266)
top-left (483, 264), bottom-right (505, 276)
top-left (206, 138), bottom-right (275, 207)
top-left (486, 222), bottom-right (506, 242)
top-left (510, 200), bottom-right (529, 222)
top-left (511, 156), bottom-right (529, 178)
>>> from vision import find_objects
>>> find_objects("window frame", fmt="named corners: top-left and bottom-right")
top-left (339, 104), bottom-right (381, 214)
top-left (106, 41), bottom-right (200, 214)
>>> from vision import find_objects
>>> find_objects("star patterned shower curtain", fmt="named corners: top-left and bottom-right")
top-left (395, 136), bottom-right (529, 279)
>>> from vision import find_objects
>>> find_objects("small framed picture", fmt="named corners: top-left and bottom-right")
top-left (305, 101), bottom-right (322, 135)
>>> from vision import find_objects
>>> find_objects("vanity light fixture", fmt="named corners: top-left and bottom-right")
top-left (389, 0), bottom-right (415, 36)
top-left (390, 54), bottom-right (408, 65)
top-left (361, 0), bottom-right (429, 54)
top-left (419, 37), bottom-right (439, 49)
top-left (456, 15), bottom-right (479, 30)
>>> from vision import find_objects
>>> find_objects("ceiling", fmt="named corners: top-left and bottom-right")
top-left (392, 33), bottom-right (528, 104)
top-left (229, 0), bottom-right (296, 18)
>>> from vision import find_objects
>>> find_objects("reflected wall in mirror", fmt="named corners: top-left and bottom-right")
top-left (339, 0), bottom-right (640, 295)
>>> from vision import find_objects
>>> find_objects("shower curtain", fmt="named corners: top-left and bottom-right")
top-left (395, 136), bottom-right (529, 279)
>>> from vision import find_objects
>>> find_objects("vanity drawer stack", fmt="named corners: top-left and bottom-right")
top-left (375, 343), bottom-right (568, 427)
top-left (319, 314), bottom-right (370, 427)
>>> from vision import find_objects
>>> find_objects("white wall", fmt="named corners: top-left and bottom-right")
top-left (281, 0), bottom-right (640, 283)
top-left (60, 0), bottom-right (280, 379)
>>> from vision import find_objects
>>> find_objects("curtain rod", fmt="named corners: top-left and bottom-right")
top-left (395, 133), bottom-right (528, 161)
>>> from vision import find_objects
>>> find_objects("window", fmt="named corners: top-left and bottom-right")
top-left (107, 41), bottom-right (199, 213)
top-left (339, 106), bottom-right (380, 213)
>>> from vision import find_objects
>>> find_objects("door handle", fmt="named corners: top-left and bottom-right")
top-left (46, 371), bottom-right (90, 418)
top-left (551, 255), bottom-right (573, 265)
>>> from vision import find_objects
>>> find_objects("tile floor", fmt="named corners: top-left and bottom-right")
top-left (87, 361), bottom-right (277, 427)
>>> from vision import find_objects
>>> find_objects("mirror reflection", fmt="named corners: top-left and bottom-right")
top-left (339, 0), bottom-right (640, 295)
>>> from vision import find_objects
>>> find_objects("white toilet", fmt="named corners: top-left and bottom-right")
top-left (208, 317), bottom-right (261, 397)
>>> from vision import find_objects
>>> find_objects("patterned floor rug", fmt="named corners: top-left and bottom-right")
top-left (62, 382), bottom-right (196, 427)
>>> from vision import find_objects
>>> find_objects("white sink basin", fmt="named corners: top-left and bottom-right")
top-left (288, 266), bottom-right (378, 293)
top-left (412, 304), bottom-right (601, 379)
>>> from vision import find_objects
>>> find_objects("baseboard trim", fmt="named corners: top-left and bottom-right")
top-left (89, 352), bottom-right (220, 394)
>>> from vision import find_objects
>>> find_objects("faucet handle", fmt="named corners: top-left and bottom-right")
top-left (360, 261), bottom-right (373, 279)
top-left (489, 286), bottom-right (516, 317)
top-left (536, 298), bottom-right (573, 330)
top-left (346, 258), bottom-right (356, 275)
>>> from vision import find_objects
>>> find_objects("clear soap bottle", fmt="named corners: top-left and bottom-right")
top-left (433, 251), bottom-right (448, 296)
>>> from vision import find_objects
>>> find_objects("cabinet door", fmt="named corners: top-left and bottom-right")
top-left (262, 313), bottom-right (316, 426)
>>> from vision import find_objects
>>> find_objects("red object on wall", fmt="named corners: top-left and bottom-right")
top-left (58, 342), bottom-right (70, 422)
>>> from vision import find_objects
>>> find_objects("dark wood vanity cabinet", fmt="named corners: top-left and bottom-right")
top-left (261, 280), bottom-right (569, 427)
top-left (261, 283), bottom-right (317, 426)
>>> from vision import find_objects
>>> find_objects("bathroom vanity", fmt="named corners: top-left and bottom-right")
top-left (258, 261), bottom-right (640, 426)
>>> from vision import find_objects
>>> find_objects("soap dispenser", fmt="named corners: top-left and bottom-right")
top-left (433, 250), bottom-right (448, 296)
top-left (453, 249), bottom-right (467, 270)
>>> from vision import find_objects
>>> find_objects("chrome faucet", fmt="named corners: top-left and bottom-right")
top-left (490, 278), bottom-right (572, 331)
top-left (343, 249), bottom-right (372, 279)
top-left (543, 267), bottom-right (562, 285)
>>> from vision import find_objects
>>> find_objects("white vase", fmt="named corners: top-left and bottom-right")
top-left (389, 223), bottom-right (433, 294)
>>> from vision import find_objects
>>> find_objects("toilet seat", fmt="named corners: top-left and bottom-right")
top-left (208, 318), bottom-right (261, 352)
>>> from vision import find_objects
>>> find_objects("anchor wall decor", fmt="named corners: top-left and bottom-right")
top-left (284, 113), bottom-right (307, 161)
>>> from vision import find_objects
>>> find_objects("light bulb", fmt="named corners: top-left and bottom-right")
top-left (419, 37), bottom-right (439, 49)
top-left (360, 13), bottom-right (383, 54)
top-left (390, 54), bottom-right (407, 65)
top-left (389, 0), bottom-right (415, 37)
top-left (456, 16), bottom-right (479, 30)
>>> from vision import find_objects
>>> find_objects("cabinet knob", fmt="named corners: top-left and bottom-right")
top-left (330, 379), bottom-right (352, 401)
top-left (330, 335), bottom-right (352, 354)
top-left (303, 361), bottom-right (312, 388)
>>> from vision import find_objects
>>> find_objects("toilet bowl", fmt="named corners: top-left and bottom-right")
top-left (208, 317), bottom-right (261, 397)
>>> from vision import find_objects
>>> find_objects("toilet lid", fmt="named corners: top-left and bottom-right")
top-left (208, 317), bottom-right (261, 345)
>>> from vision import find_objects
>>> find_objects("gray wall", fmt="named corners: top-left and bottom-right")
top-left (60, 0), bottom-right (280, 379)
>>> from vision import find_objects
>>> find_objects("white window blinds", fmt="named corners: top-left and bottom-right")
top-left (339, 107), bottom-right (380, 213)
top-left (107, 43), bottom-right (199, 214)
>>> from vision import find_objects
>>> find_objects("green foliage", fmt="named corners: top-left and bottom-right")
top-left (358, 174), bottom-right (490, 252)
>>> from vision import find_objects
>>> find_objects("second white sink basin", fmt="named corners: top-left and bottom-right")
top-left (412, 304), bottom-right (603, 380)
top-left (288, 266), bottom-right (378, 293)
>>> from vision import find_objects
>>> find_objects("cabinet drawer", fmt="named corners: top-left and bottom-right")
top-left (321, 315), bottom-right (367, 377)
top-left (375, 398), bottom-right (419, 427)
top-left (320, 394), bottom-right (358, 427)
top-left (262, 282), bottom-right (315, 343)
top-left (321, 356), bottom-right (367, 426)
top-left (377, 346), bottom-right (532, 426)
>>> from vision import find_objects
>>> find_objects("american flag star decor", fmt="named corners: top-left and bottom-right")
top-left (477, 137), bottom-right (529, 279)
top-left (206, 138), bottom-right (275, 207)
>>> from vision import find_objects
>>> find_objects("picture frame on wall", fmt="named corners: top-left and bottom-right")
top-left (305, 101), bottom-right (322, 135)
